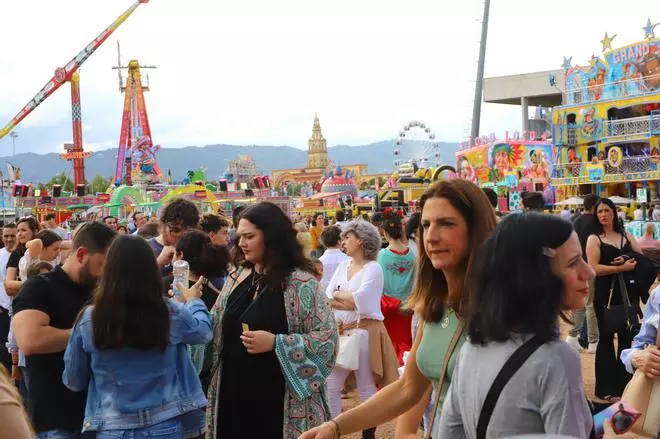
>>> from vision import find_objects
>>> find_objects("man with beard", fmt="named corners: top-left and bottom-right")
top-left (11, 222), bottom-right (116, 438)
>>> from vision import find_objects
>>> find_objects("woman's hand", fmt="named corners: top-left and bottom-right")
top-left (619, 258), bottom-right (637, 272)
top-left (170, 277), bottom-right (205, 303)
top-left (632, 346), bottom-right (660, 379)
top-left (241, 330), bottom-right (275, 354)
top-left (298, 422), bottom-right (339, 439)
top-left (602, 419), bottom-right (637, 438)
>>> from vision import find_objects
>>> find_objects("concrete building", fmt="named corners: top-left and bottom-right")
top-left (483, 68), bottom-right (567, 132)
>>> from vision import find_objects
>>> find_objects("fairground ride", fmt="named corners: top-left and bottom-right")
top-left (112, 44), bottom-right (163, 187)
top-left (0, 0), bottom-right (150, 190)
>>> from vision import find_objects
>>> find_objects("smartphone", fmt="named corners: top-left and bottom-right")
top-left (242, 323), bottom-right (250, 333)
top-left (593, 401), bottom-right (641, 438)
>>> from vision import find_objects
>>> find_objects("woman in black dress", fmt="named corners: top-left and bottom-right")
top-left (586, 198), bottom-right (643, 401)
top-left (205, 202), bottom-right (338, 439)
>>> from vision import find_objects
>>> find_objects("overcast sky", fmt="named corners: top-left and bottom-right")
top-left (0, 0), bottom-right (656, 156)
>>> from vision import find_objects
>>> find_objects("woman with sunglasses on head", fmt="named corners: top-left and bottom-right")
top-left (19, 229), bottom-right (69, 281)
top-left (437, 213), bottom-right (595, 438)
top-left (204, 202), bottom-right (337, 439)
top-left (300, 180), bottom-right (497, 439)
top-left (586, 198), bottom-right (643, 402)
top-left (4, 217), bottom-right (40, 297)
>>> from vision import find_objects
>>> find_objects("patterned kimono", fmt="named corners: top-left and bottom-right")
top-left (205, 267), bottom-right (338, 439)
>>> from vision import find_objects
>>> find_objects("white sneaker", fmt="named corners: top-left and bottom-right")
top-left (565, 336), bottom-right (583, 352)
top-left (585, 342), bottom-right (598, 353)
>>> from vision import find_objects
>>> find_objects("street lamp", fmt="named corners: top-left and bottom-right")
top-left (9, 131), bottom-right (18, 156)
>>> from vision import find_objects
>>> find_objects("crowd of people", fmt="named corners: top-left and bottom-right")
top-left (0, 181), bottom-right (657, 438)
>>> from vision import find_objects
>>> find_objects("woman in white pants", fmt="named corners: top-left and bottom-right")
top-left (325, 220), bottom-right (398, 439)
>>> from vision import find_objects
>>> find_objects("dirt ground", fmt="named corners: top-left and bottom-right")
top-left (340, 322), bottom-right (599, 439)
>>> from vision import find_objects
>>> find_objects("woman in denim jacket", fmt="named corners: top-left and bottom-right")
top-left (63, 235), bottom-right (212, 439)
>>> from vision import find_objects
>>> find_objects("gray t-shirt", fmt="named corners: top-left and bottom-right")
top-left (437, 335), bottom-right (593, 439)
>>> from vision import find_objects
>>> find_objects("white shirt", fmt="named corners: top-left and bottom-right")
top-left (336, 221), bottom-right (350, 232)
top-left (653, 209), bottom-right (660, 221)
top-left (560, 210), bottom-right (572, 221)
top-left (634, 209), bottom-right (643, 221)
top-left (319, 248), bottom-right (350, 294)
top-left (0, 248), bottom-right (11, 310)
top-left (325, 259), bottom-right (384, 324)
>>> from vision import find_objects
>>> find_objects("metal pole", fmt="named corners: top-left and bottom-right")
top-left (470, 0), bottom-right (491, 143)
top-left (9, 131), bottom-right (18, 156)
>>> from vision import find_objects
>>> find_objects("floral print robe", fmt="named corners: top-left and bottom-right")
top-left (205, 267), bottom-right (338, 439)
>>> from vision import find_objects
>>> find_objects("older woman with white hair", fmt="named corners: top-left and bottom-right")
top-left (325, 221), bottom-right (399, 439)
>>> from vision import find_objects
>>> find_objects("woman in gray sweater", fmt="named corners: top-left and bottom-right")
top-left (438, 213), bottom-right (595, 439)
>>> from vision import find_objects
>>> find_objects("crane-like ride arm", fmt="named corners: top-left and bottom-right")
top-left (0, 0), bottom-right (149, 140)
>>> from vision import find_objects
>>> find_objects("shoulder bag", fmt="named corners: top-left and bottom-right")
top-left (476, 336), bottom-right (545, 439)
top-left (424, 319), bottom-right (465, 439)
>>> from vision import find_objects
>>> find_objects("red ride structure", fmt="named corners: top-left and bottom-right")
top-left (0, 0), bottom-right (150, 190)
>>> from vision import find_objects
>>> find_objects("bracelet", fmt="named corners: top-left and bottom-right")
top-left (328, 419), bottom-right (341, 438)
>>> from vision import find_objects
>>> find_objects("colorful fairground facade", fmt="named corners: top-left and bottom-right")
top-left (551, 24), bottom-right (660, 202)
top-left (456, 132), bottom-right (554, 211)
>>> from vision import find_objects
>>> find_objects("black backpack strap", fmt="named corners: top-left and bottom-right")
top-left (476, 336), bottom-right (545, 439)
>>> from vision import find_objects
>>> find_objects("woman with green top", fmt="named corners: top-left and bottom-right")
top-left (377, 214), bottom-right (416, 364)
top-left (299, 179), bottom-right (497, 439)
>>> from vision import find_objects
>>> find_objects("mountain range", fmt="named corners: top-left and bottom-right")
top-left (2, 140), bottom-right (461, 184)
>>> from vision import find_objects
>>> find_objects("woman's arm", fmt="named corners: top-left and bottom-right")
top-left (394, 384), bottom-right (431, 438)
top-left (25, 239), bottom-right (42, 259)
top-left (62, 319), bottom-right (90, 392)
top-left (0, 381), bottom-right (33, 439)
top-left (586, 235), bottom-right (624, 276)
top-left (4, 268), bottom-right (22, 297)
top-left (621, 294), bottom-right (660, 376)
top-left (273, 275), bottom-right (338, 400)
top-left (626, 231), bottom-right (643, 254)
top-left (301, 326), bottom-right (431, 438)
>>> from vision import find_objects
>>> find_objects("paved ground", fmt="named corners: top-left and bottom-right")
top-left (338, 321), bottom-right (614, 439)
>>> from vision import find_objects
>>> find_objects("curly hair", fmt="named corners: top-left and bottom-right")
top-left (234, 202), bottom-right (318, 291)
top-left (160, 198), bottom-right (200, 229)
top-left (342, 220), bottom-right (381, 261)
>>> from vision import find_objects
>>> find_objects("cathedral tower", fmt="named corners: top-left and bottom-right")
top-left (306, 113), bottom-right (329, 169)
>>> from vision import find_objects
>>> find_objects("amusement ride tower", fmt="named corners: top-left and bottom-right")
top-left (112, 44), bottom-right (162, 186)
top-left (0, 0), bottom-right (149, 191)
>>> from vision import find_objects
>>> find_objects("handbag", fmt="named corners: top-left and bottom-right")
top-left (425, 319), bottom-right (465, 439)
top-left (621, 328), bottom-right (660, 436)
top-left (336, 320), bottom-right (361, 371)
top-left (603, 272), bottom-right (640, 335)
top-left (476, 336), bottom-right (545, 439)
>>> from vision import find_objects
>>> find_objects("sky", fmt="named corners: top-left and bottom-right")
top-left (0, 0), bottom-right (656, 157)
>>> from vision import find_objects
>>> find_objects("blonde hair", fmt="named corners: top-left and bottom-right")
top-left (406, 180), bottom-right (497, 323)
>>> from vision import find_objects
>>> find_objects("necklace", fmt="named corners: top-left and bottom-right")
top-left (441, 309), bottom-right (453, 329)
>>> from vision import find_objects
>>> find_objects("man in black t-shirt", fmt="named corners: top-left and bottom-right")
top-left (566, 193), bottom-right (600, 353)
top-left (12, 222), bottom-right (116, 438)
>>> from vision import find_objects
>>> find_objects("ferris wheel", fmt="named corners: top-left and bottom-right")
top-left (393, 120), bottom-right (441, 175)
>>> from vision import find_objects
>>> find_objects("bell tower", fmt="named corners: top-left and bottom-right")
top-left (306, 113), bottom-right (329, 169)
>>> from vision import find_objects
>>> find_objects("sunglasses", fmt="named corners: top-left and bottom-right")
top-left (611, 403), bottom-right (637, 435)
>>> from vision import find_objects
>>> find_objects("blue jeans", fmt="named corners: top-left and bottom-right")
top-left (95, 418), bottom-right (184, 439)
top-left (93, 410), bottom-right (205, 439)
top-left (36, 430), bottom-right (94, 439)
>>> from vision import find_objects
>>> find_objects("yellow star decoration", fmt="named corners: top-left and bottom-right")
top-left (589, 54), bottom-right (599, 68)
top-left (600, 32), bottom-right (617, 52)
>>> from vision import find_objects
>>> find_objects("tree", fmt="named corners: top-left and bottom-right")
top-left (90, 174), bottom-right (112, 194)
top-left (39, 173), bottom-right (74, 193)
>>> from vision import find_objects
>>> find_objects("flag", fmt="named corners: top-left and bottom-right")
top-left (5, 162), bottom-right (16, 182)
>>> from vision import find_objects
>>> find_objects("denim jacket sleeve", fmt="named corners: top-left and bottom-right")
top-left (274, 272), bottom-right (338, 401)
top-left (621, 290), bottom-right (660, 373)
top-left (62, 316), bottom-right (90, 392)
top-left (171, 298), bottom-right (213, 345)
